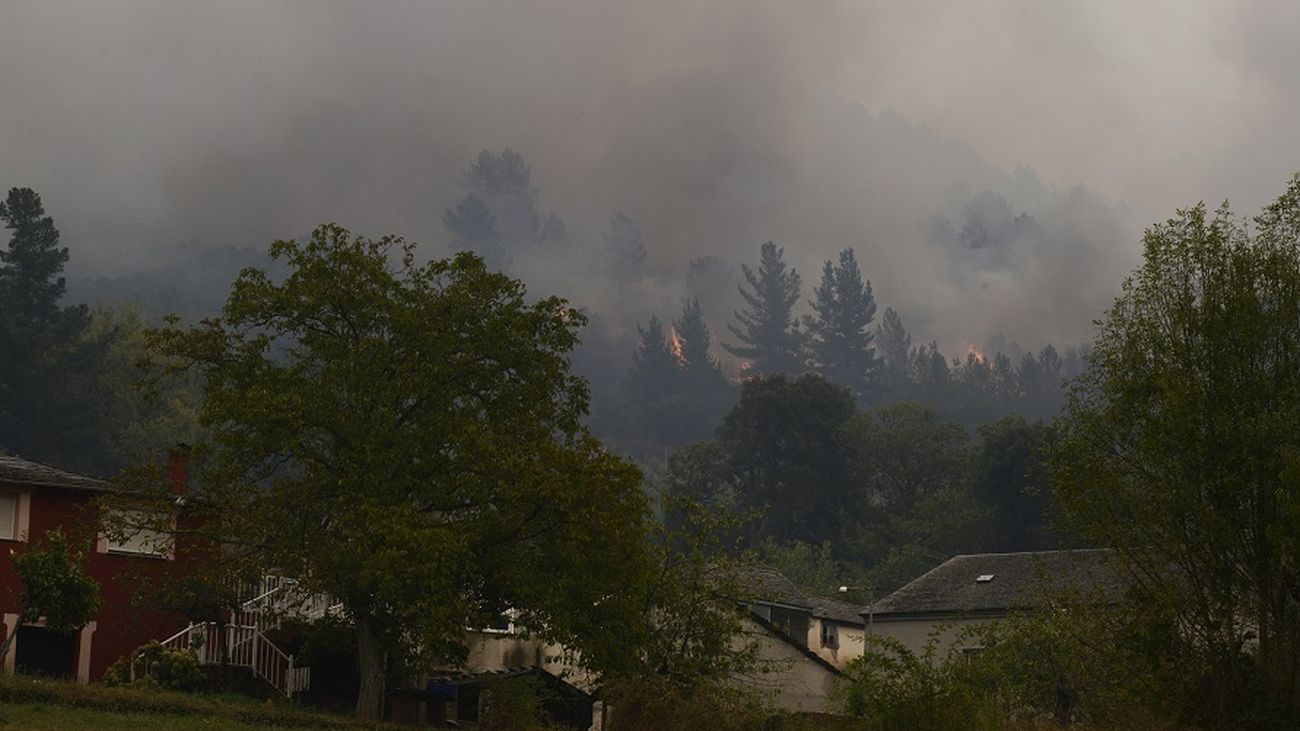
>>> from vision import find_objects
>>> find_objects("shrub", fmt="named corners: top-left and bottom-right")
top-left (102, 640), bottom-right (205, 692)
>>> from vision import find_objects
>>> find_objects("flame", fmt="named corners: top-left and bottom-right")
top-left (668, 327), bottom-right (686, 365)
top-left (966, 344), bottom-right (988, 365)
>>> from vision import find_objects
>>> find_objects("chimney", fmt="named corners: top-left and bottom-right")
top-left (168, 443), bottom-right (191, 496)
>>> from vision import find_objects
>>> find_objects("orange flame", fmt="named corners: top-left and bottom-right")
top-left (966, 344), bottom-right (988, 365)
top-left (669, 327), bottom-right (686, 365)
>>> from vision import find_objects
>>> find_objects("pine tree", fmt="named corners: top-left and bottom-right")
top-left (674, 298), bottom-right (733, 433)
top-left (877, 308), bottom-right (911, 375)
top-left (623, 317), bottom-right (685, 448)
top-left (604, 212), bottom-right (646, 285)
top-left (725, 242), bottom-right (804, 376)
top-left (443, 193), bottom-right (506, 270)
top-left (0, 188), bottom-right (94, 466)
top-left (445, 149), bottom-right (567, 270)
top-left (803, 248), bottom-right (878, 398)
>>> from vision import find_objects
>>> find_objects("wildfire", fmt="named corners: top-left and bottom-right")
top-left (966, 344), bottom-right (988, 365)
top-left (668, 327), bottom-right (686, 365)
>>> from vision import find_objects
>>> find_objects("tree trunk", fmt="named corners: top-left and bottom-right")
top-left (0, 627), bottom-right (15, 674)
top-left (355, 614), bottom-right (387, 720)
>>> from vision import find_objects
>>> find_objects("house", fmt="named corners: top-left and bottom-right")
top-left (0, 450), bottom-right (189, 682)
top-left (397, 566), bottom-right (861, 723)
top-left (864, 549), bottom-right (1123, 656)
top-left (738, 565), bottom-right (869, 670)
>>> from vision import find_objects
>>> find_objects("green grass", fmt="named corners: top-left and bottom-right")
top-left (0, 675), bottom-right (394, 730)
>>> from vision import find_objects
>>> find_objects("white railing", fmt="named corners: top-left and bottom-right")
top-left (153, 575), bottom-right (340, 697)
top-left (158, 620), bottom-right (304, 697)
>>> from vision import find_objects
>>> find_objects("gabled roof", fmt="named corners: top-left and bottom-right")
top-left (744, 611), bottom-right (842, 676)
top-left (869, 549), bottom-right (1122, 619)
top-left (0, 453), bottom-right (110, 492)
top-left (735, 565), bottom-right (867, 625)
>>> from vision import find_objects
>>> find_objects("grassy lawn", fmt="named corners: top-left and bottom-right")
top-left (0, 702), bottom-right (323, 730)
top-left (0, 676), bottom-right (392, 730)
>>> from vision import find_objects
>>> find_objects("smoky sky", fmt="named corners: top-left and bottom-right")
top-left (2, 1), bottom-right (1299, 353)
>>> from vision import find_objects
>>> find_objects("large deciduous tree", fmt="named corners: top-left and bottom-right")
top-left (1054, 176), bottom-right (1300, 723)
top-left (716, 374), bottom-right (855, 546)
top-left (725, 242), bottom-right (804, 377)
top-left (147, 225), bottom-right (652, 719)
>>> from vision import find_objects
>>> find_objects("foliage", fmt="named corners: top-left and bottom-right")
top-left (632, 494), bottom-right (762, 685)
top-left (804, 248), bottom-right (879, 398)
top-left (725, 241), bottom-right (805, 376)
top-left (838, 599), bottom-right (1184, 731)
top-left (604, 675), bottom-right (774, 731)
top-left (0, 673), bottom-right (370, 728)
top-left (0, 187), bottom-right (104, 471)
top-left (479, 676), bottom-right (561, 731)
top-left (970, 416), bottom-right (1055, 551)
top-left (444, 148), bottom-right (567, 272)
top-left (1053, 176), bottom-right (1300, 726)
top-left (622, 300), bottom-right (735, 454)
top-left (604, 212), bottom-right (647, 285)
top-left (0, 529), bottom-right (101, 670)
top-left (102, 641), bottom-right (205, 692)
top-left (837, 635), bottom-right (1000, 731)
top-left (716, 374), bottom-right (856, 546)
top-left (144, 224), bottom-right (654, 718)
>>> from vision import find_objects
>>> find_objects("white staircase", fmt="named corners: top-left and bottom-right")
top-left (158, 576), bottom-right (343, 697)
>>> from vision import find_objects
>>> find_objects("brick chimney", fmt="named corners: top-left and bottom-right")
top-left (168, 443), bottom-right (191, 496)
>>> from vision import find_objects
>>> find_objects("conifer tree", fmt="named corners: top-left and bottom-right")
top-left (803, 248), bottom-right (878, 398)
top-left (604, 212), bottom-right (647, 285)
top-left (623, 317), bottom-right (686, 447)
top-left (725, 242), bottom-right (804, 376)
top-left (0, 188), bottom-right (96, 466)
top-left (674, 298), bottom-right (733, 431)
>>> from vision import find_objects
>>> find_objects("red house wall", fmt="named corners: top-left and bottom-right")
top-left (0, 486), bottom-right (187, 681)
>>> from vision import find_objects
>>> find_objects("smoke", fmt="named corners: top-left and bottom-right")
top-left (2, 1), bottom-right (1295, 354)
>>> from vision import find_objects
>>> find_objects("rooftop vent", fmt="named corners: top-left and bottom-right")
top-left (975, 574), bottom-right (995, 583)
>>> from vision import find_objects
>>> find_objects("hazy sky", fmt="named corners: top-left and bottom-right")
top-left (2, 1), bottom-right (1298, 349)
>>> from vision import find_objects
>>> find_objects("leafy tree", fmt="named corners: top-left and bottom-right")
top-left (0, 188), bottom-right (103, 470)
top-left (146, 225), bottom-right (653, 718)
top-left (604, 212), bottom-right (647, 285)
top-left (725, 242), bottom-right (805, 376)
top-left (803, 248), bottom-right (879, 399)
top-left (1053, 177), bottom-right (1300, 724)
top-left (970, 416), bottom-right (1054, 552)
top-left (717, 374), bottom-right (855, 546)
top-left (0, 529), bottom-right (101, 670)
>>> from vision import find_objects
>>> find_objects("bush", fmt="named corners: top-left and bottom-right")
top-left (836, 635), bottom-right (1000, 731)
top-left (102, 640), bottom-right (205, 692)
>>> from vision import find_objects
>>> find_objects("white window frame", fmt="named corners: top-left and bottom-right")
top-left (99, 508), bottom-right (173, 559)
top-left (0, 491), bottom-right (17, 541)
top-left (0, 490), bottom-right (29, 543)
top-left (820, 621), bottom-right (839, 648)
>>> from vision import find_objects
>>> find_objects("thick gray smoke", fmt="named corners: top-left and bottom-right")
top-left (2, 1), bottom-right (1297, 354)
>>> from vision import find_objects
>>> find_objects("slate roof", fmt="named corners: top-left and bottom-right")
top-left (0, 453), bottom-right (109, 491)
top-left (869, 549), bottom-right (1123, 618)
top-left (735, 565), bottom-right (867, 625)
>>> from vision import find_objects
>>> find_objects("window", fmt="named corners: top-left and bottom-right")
top-left (104, 509), bottom-right (170, 557)
top-left (0, 492), bottom-right (16, 540)
top-left (820, 621), bottom-right (839, 648)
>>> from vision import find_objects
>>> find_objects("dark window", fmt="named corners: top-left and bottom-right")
top-left (15, 626), bottom-right (77, 678)
top-left (767, 605), bottom-right (810, 647)
top-left (820, 622), bottom-right (839, 648)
